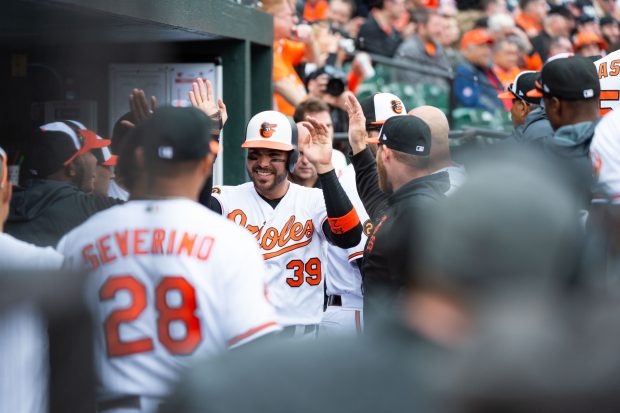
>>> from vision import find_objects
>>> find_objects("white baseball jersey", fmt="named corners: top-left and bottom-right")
top-left (212, 182), bottom-right (329, 327)
top-left (0, 233), bottom-right (63, 413)
top-left (595, 51), bottom-right (620, 115)
top-left (57, 199), bottom-right (279, 407)
top-left (320, 164), bottom-right (367, 336)
top-left (324, 164), bottom-right (367, 301)
top-left (591, 110), bottom-right (620, 202)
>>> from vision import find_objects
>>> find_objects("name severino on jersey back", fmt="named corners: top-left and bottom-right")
top-left (81, 228), bottom-right (215, 270)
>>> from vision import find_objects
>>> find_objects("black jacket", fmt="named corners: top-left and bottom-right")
top-left (356, 14), bottom-right (402, 58)
top-left (6, 179), bottom-right (122, 247)
top-left (350, 148), bottom-right (449, 317)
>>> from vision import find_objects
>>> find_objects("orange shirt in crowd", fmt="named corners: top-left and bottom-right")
top-left (515, 13), bottom-right (543, 37)
top-left (493, 66), bottom-right (521, 111)
top-left (273, 39), bottom-right (307, 116)
top-left (303, 0), bottom-right (329, 22)
top-left (493, 66), bottom-right (521, 89)
top-left (523, 52), bottom-right (543, 71)
top-left (420, 0), bottom-right (439, 8)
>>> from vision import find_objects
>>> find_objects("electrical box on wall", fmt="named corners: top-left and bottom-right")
top-left (31, 100), bottom-right (98, 131)
top-left (45, 101), bottom-right (98, 130)
top-left (109, 63), bottom-right (223, 185)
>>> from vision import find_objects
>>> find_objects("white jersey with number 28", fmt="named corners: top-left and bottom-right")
top-left (57, 199), bottom-right (279, 406)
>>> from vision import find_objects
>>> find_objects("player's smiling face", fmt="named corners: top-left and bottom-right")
top-left (247, 148), bottom-right (290, 198)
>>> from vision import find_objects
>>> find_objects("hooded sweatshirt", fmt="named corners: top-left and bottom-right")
top-left (543, 120), bottom-right (598, 208)
top-left (6, 179), bottom-right (122, 247)
top-left (512, 107), bottom-right (554, 145)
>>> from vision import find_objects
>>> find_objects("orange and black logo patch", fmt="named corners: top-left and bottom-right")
top-left (259, 122), bottom-right (277, 138)
top-left (211, 187), bottom-right (221, 194)
top-left (363, 219), bottom-right (373, 236)
top-left (391, 100), bottom-right (403, 114)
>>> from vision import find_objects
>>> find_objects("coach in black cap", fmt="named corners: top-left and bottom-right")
top-left (498, 71), bottom-right (553, 145)
top-left (344, 98), bottom-right (450, 322)
top-left (527, 55), bottom-right (600, 206)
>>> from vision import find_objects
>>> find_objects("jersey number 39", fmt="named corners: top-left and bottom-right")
top-left (99, 275), bottom-right (201, 357)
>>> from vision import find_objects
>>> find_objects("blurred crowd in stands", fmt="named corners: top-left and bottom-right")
top-left (259, 0), bottom-right (620, 125)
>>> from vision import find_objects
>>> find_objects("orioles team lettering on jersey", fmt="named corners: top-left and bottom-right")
top-left (212, 182), bottom-right (330, 326)
top-left (595, 51), bottom-right (620, 115)
top-left (227, 210), bottom-right (314, 259)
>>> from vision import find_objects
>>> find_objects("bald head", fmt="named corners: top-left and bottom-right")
top-left (408, 106), bottom-right (452, 168)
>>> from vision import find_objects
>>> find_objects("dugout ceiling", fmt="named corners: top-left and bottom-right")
top-left (1, 0), bottom-right (274, 184)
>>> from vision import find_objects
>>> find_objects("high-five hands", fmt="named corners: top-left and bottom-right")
top-left (189, 78), bottom-right (228, 133)
top-left (121, 89), bottom-right (157, 128)
top-left (299, 117), bottom-right (334, 174)
top-left (343, 92), bottom-right (368, 155)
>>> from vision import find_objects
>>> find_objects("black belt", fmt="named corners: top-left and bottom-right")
top-left (327, 295), bottom-right (342, 306)
top-left (98, 395), bottom-right (141, 411)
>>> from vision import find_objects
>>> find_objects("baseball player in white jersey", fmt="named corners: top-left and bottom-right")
top-left (57, 107), bottom-right (280, 412)
top-left (320, 92), bottom-right (407, 336)
top-left (189, 80), bottom-right (362, 337)
top-left (591, 109), bottom-right (620, 202)
top-left (595, 50), bottom-right (620, 115)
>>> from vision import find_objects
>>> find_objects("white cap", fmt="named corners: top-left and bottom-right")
top-left (366, 93), bottom-right (407, 126)
top-left (242, 110), bottom-right (294, 151)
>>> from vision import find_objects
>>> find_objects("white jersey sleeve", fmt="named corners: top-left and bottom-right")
top-left (591, 110), bottom-right (620, 202)
top-left (216, 232), bottom-right (279, 348)
top-left (0, 233), bottom-right (63, 270)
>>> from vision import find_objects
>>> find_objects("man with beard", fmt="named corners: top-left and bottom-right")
top-left (344, 93), bottom-right (449, 323)
top-left (199, 102), bottom-right (362, 338)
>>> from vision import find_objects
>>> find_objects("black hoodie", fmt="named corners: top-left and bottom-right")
top-left (6, 179), bottom-right (122, 247)
top-left (350, 147), bottom-right (450, 320)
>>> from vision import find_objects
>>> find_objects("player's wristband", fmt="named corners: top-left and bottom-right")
top-left (209, 111), bottom-right (224, 141)
top-left (327, 208), bottom-right (360, 234)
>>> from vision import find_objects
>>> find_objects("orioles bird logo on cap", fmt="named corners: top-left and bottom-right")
top-left (260, 122), bottom-right (278, 138)
top-left (391, 100), bottom-right (403, 114)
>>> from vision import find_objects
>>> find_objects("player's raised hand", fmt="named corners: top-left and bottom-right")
top-left (189, 78), bottom-right (228, 125)
top-left (121, 89), bottom-right (157, 128)
top-left (300, 117), bottom-right (333, 174)
top-left (343, 92), bottom-right (368, 155)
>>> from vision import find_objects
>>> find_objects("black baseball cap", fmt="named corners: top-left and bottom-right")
top-left (360, 93), bottom-right (407, 131)
top-left (497, 71), bottom-right (541, 105)
top-left (368, 115), bottom-right (431, 156)
top-left (600, 16), bottom-right (618, 27)
top-left (548, 5), bottom-right (574, 19)
top-left (527, 56), bottom-right (600, 101)
top-left (137, 107), bottom-right (217, 162)
top-left (24, 120), bottom-right (111, 178)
